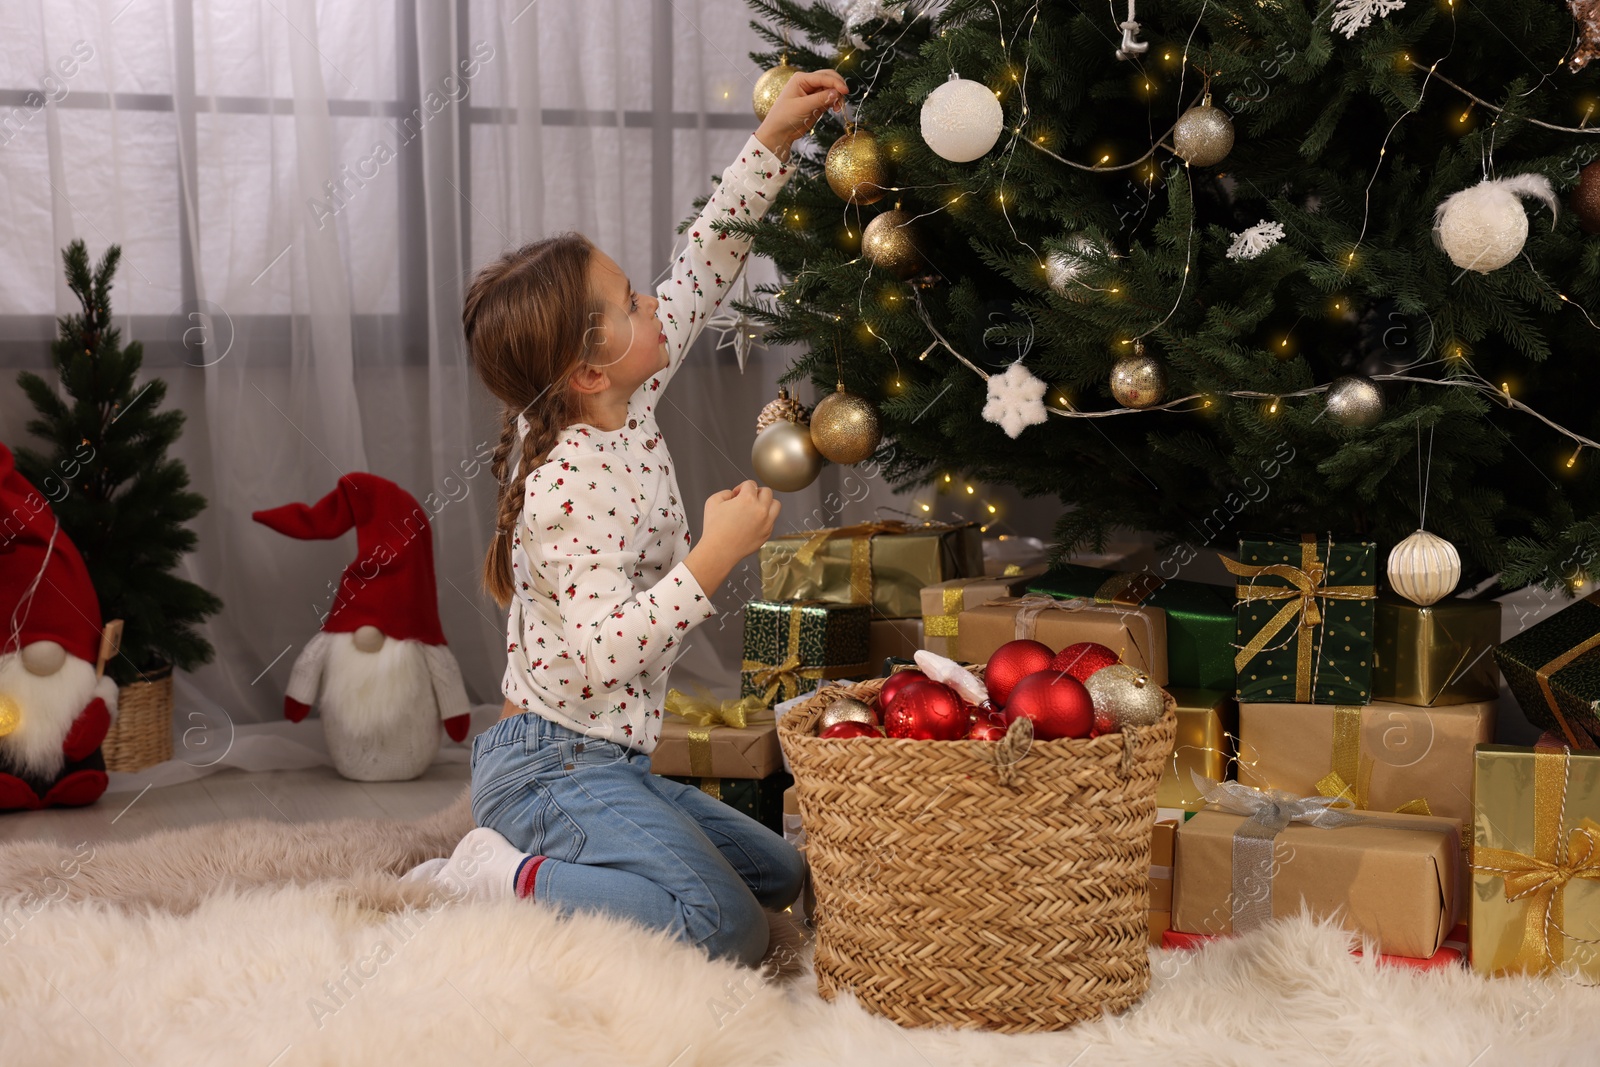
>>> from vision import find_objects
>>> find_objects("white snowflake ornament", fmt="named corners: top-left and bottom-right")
top-left (1331, 0), bottom-right (1406, 39)
top-left (1226, 220), bottom-right (1286, 261)
top-left (982, 362), bottom-right (1049, 438)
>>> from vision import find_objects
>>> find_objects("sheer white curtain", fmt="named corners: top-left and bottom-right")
top-left (3, 0), bottom-right (1052, 741)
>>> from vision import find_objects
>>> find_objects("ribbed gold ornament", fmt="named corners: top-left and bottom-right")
top-left (756, 387), bottom-right (809, 435)
top-left (752, 58), bottom-right (800, 120)
top-left (861, 209), bottom-right (921, 278)
top-left (825, 126), bottom-right (891, 205)
top-left (1387, 529), bottom-right (1461, 606)
top-left (809, 382), bottom-right (883, 464)
top-left (1173, 97), bottom-right (1234, 167)
top-left (1110, 343), bottom-right (1166, 408)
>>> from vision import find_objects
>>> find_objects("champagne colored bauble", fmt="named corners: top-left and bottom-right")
top-left (809, 383), bottom-right (882, 464)
top-left (1574, 161), bottom-right (1600, 235)
top-left (756, 387), bottom-right (809, 435)
top-left (1003, 671), bottom-right (1094, 741)
top-left (1387, 528), bottom-right (1461, 606)
top-left (1324, 375), bottom-right (1384, 428)
top-left (20, 639), bottom-right (67, 676)
top-left (819, 694), bottom-right (878, 732)
top-left (861, 209), bottom-right (922, 278)
top-left (1110, 348), bottom-right (1166, 408)
top-left (820, 720), bottom-right (883, 740)
top-left (920, 74), bottom-right (1005, 162)
top-left (967, 712), bottom-right (1010, 741)
top-left (751, 419), bottom-right (824, 492)
top-left (984, 639), bottom-right (1055, 706)
top-left (1173, 103), bottom-right (1234, 167)
top-left (752, 60), bottom-right (800, 120)
top-left (1085, 663), bottom-right (1166, 734)
top-left (882, 676), bottom-right (970, 740)
top-left (877, 668), bottom-right (926, 713)
top-left (1433, 176), bottom-right (1558, 273)
top-left (0, 693), bottom-right (19, 738)
top-left (825, 126), bottom-right (891, 205)
top-left (1049, 642), bottom-right (1120, 682)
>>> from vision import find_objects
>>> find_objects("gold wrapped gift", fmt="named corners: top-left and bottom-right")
top-left (1373, 595), bottom-right (1501, 707)
top-left (1157, 689), bottom-right (1238, 811)
top-left (1236, 699), bottom-right (1493, 829)
top-left (954, 594), bottom-right (1168, 684)
top-left (1471, 745), bottom-right (1600, 979)
top-left (759, 521), bottom-right (984, 620)
top-left (919, 565), bottom-right (1047, 656)
top-left (1149, 819), bottom-right (1178, 946)
top-left (649, 690), bottom-right (782, 779)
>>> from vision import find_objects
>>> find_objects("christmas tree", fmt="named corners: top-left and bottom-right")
top-left (13, 240), bottom-right (222, 686)
top-left (738, 0), bottom-right (1600, 593)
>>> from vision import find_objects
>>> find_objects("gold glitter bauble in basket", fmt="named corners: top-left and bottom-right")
top-left (778, 668), bottom-right (1176, 1033)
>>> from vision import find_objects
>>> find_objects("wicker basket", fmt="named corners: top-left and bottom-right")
top-left (103, 664), bottom-right (175, 772)
top-left (779, 673), bottom-right (1176, 1033)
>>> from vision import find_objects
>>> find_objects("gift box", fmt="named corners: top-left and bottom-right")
top-left (740, 599), bottom-right (872, 707)
top-left (1470, 744), bottom-right (1600, 979)
top-left (1172, 801), bottom-right (1461, 959)
top-left (1225, 534), bottom-right (1376, 704)
top-left (866, 618), bottom-right (924, 670)
top-left (1235, 699), bottom-right (1493, 829)
top-left (921, 565), bottom-right (1047, 657)
top-left (955, 595), bottom-right (1168, 684)
top-left (1157, 689), bottom-right (1238, 811)
top-left (1161, 926), bottom-right (1470, 971)
top-left (663, 771), bottom-right (793, 834)
top-left (651, 692), bottom-right (783, 779)
top-left (1027, 564), bottom-right (1235, 690)
top-left (1494, 590), bottom-right (1600, 748)
top-left (1148, 819), bottom-right (1177, 945)
top-left (759, 521), bottom-right (984, 620)
top-left (1373, 594), bottom-right (1501, 707)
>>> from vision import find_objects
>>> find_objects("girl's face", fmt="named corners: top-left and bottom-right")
top-left (585, 251), bottom-right (668, 390)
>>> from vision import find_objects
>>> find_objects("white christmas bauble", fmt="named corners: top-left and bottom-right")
top-left (1435, 184), bottom-right (1528, 272)
top-left (1387, 529), bottom-right (1461, 606)
top-left (920, 75), bottom-right (1004, 163)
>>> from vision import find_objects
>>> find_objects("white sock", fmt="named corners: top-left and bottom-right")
top-left (432, 826), bottom-right (533, 903)
top-left (399, 857), bottom-right (448, 885)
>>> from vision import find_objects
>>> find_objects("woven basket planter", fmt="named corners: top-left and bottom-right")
top-left (103, 664), bottom-right (175, 772)
top-left (778, 672), bottom-right (1176, 1033)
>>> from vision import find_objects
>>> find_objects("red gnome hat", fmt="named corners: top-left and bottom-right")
top-left (252, 473), bottom-right (447, 646)
top-left (0, 443), bottom-right (103, 664)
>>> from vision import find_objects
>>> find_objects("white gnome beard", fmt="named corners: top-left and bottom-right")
top-left (0, 651), bottom-right (98, 779)
top-left (318, 631), bottom-right (435, 743)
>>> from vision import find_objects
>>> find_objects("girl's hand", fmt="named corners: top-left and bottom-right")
top-left (683, 481), bottom-right (782, 595)
top-left (754, 69), bottom-right (849, 160)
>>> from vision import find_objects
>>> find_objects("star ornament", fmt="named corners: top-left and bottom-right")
top-left (705, 273), bottom-right (767, 372)
top-left (982, 362), bottom-right (1049, 438)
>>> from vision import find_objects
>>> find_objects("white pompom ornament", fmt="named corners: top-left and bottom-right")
top-left (1387, 529), bottom-right (1461, 606)
top-left (1432, 174), bottom-right (1558, 273)
top-left (920, 74), bottom-right (1004, 163)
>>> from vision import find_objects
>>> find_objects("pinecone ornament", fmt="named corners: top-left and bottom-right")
top-left (756, 388), bottom-right (809, 434)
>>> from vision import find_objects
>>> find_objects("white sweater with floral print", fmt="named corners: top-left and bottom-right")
top-left (502, 133), bottom-right (792, 754)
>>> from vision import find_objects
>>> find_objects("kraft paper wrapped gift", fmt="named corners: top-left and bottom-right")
top-left (1225, 534), bottom-right (1377, 704)
top-left (1172, 797), bottom-right (1461, 959)
top-left (954, 595), bottom-right (1168, 684)
top-left (1494, 589), bottom-right (1600, 749)
top-left (1471, 744), bottom-right (1600, 979)
top-left (920, 564), bottom-right (1048, 657)
top-left (662, 772), bottom-right (793, 834)
top-left (740, 599), bottom-right (872, 707)
top-left (1148, 820), bottom-right (1177, 945)
top-left (866, 618), bottom-right (924, 670)
top-left (1372, 594), bottom-right (1501, 707)
top-left (1157, 689), bottom-right (1238, 812)
top-left (650, 692), bottom-right (783, 780)
top-left (1236, 699), bottom-right (1494, 829)
top-left (1027, 564), bottom-right (1236, 690)
top-left (760, 521), bottom-right (984, 620)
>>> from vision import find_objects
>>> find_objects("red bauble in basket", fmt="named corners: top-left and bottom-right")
top-left (876, 668), bottom-right (926, 714)
top-left (1003, 670), bottom-right (1094, 740)
top-left (967, 713), bottom-right (1010, 741)
top-left (984, 639), bottom-right (1054, 705)
top-left (882, 676), bottom-right (969, 740)
top-left (1049, 641), bottom-right (1119, 682)
top-left (819, 720), bottom-right (884, 739)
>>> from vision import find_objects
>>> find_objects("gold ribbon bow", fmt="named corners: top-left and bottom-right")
top-left (739, 601), bottom-right (869, 705)
top-left (1220, 535), bottom-right (1375, 703)
top-left (664, 687), bottom-right (767, 729)
top-left (1314, 705), bottom-right (1432, 816)
top-left (1473, 748), bottom-right (1600, 972)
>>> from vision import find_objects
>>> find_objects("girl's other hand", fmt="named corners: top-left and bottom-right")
top-left (754, 69), bottom-right (849, 159)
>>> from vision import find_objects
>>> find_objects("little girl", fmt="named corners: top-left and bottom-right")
top-left (402, 69), bottom-right (849, 968)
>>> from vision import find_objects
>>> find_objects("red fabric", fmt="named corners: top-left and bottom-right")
top-left (285, 696), bottom-right (312, 723)
top-left (62, 698), bottom-right (111, 761)
top-left (1159, 926), bottom-right (1468, 970)
top-left (515, 854), bottom-right (546, 899)
top-left (0, 443), bottom-right (104, 664)
top-left (40, 768), bottom-right (108, 808)
top-left (443, 713), bottom-right (470, 743)
top-left (0, 772), bottom-right (41, 811)
top-left (252, 473), bottom-right (447, 645)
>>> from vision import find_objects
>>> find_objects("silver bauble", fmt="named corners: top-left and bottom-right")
top-left (751, 419), bottom-right (824, 492)
top-left (1173, 104), bottom-right (1234, 167)
top-left (1324, 375), bottom-right (1385, 428)
top-left (818, 695), bottom-right (877, 733)
top-left (1387, 529), bottom-right (1461, 606)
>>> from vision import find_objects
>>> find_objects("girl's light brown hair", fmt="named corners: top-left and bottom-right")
top-left (464, 232), bottom-right (602, 608)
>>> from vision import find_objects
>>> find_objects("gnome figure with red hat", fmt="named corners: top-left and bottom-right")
top-left (0, 443), bottom-right (121, 812)
top-left (253, 473), bottom-right (472, 782)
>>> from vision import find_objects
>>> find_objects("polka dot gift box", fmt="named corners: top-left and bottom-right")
top-left (1220, 534), bottom-right (1377, 705)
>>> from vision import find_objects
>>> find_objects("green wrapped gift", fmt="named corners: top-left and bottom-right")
top-left (740, 599), bottom-right (872, 707)
top-left (1223, 534), bottom-right (1377, 704)
top-left (1027, 564), bottom-right (1235, 690)
top-left (759, 521), bottom-right (983, 620)
top-left (1495, 590), bottom-right (1600, 749)
top-left (664, 771), bottom-right (795, 834)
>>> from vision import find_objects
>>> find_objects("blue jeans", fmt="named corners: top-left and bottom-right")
top-left (469, 711), bottom-right (806, 967)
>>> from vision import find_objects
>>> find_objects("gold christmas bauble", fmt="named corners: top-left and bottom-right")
top-left (1325, 375), bottom-right (1384, 428)
top-left (861, 209), bottom-right (921, 278)
top-left (809, 383), bottom-right (882, 464)
top-left (1173, 103), bottom-right (1234, 167)
top-left (753, 60), bottom-right (801, 121)
top-left (0, 693), bottom-right (19, 737)
top-left (1387, 529), bottom-right (1461, 606)
top-left (1574, 161), bottom-right (1600, 235)
top-left (756, 387), bottom-right (809, 435)
top-left (825, 126), bottom-right (891, 205)
top-left (1084, 664), bottom-right (1169, 734)
top-left (1110, 346), bottom-right (1166, 408)
top-left (818, 695), bottom-right (876, 733)
top-left (752, 419), bottom-right (824, 492)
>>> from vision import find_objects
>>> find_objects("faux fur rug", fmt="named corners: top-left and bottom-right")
top-left (3, 797), bottom-right (1598, 1065)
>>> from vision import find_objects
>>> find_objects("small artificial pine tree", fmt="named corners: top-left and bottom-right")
top-left (14, 240), bottom-right (222, 686)
top-left (737, 0), bottom-right (1600, 593)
